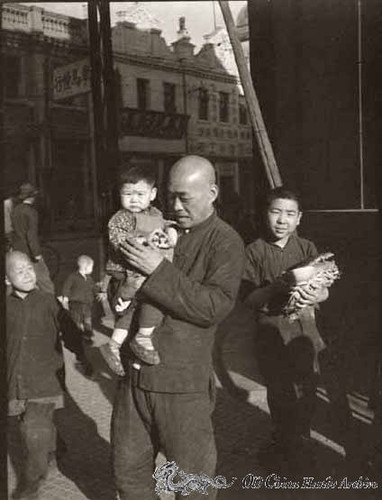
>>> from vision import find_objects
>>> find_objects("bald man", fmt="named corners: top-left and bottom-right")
top-left (111, 156), bottom-right (245, 500)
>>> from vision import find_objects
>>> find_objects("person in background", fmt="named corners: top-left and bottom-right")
top-left (6, 251), bottom-right (84, 500)
top-left (11, 182), bottom-right (55, 295)
top-left (61, 255), bottom-right (96, 344)
top-left (60, 255), bottom-right (98, 379)
top-left (3, 189), bottom-right (19, 252)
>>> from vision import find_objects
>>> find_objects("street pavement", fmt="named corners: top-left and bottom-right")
top-left (7, 303), bottom-right (380, 500)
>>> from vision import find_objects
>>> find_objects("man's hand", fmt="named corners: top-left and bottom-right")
top-left (119, 238), bottom-right (164, 276)
top-left (294, 284), bottom-right (329, 308)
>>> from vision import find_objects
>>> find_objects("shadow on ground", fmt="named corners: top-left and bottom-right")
top-left (213, 389), bottom-right (379, 499)
top-left (54, 391), bottom-right (115, 500)
top-left (213, 302), bottom-right (380, 499)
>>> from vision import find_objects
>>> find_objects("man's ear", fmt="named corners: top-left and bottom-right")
top-left (5, 276), bottom-right (11, 287)
top-left (210, 184), bottom-right (219, 204)
top-left (150, 187), bottom-right (158, 202)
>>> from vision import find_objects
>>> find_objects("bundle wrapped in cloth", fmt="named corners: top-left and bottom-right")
top-left (283, 252), bottom-right (340, 321)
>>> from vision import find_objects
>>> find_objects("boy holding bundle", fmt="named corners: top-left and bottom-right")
top-left (242, 188), bottom-right (335, 461)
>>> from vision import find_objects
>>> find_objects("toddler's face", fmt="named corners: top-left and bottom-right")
top-left (120, 181), bottom-right (157, 213)
top-left (267, 198), bottom-right (301, 242)
top-left (79, 260), bottom-right (94, 275)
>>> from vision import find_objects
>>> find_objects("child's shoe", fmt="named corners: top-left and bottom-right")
top-left (130, 336), bottom-right (160, 365)
top-left (100, 340), bottom-right (125, 376)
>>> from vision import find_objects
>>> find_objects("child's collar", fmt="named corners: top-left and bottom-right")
top-left (266, 231), bottom-right (296, 249)
top-left (12, 288), bottom-right (37, 300)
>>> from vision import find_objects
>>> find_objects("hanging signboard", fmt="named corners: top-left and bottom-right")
top-left (53, 59), bottom-right (91, 101)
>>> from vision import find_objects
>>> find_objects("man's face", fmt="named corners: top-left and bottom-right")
top-left (168, 172), bottom-right (218, 229)
top-left (6, 256), bottom-right (37, 293)
top-left (267, 197), bottom-right (301, 242)
top-left (120, 181), bottom-right (157, 213)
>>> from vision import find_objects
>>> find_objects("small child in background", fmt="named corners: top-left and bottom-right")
top-left (61, 255), bottom-right (96, 344)
top-left (99, 165), bottom-right (177, 376)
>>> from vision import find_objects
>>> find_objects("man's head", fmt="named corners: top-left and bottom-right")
top-left (77, 255), bottom-right (94, 275)
top-left (119, 165), bottom-right (157, 213)
top-left (6, 251), bottom-right (37, 294)
top-left (168, 155), bottom-right (218, 229)
top-left (17, 182), bottom-right (39, 204)
top-left (264, 187), bottom-right (302, 243)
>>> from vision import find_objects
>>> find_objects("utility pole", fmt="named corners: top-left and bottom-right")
top-left (87, 0), bottom-right (120, 222)
top-left (0, 2), bottom-right (9, 497)
top-left (181, 61), bottom-right (189, 154)
top-left (218, 1), bottom-right (282, 188)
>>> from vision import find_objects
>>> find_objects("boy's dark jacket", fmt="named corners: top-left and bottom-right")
top-left (7, 289), bottom-right (83, 400)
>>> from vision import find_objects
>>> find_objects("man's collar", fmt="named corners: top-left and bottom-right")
top-left (179, 211), bottom-right (216, 234)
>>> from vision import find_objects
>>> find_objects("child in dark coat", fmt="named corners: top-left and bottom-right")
top-left (6, 251), bottom-right (86, 499)
top-left (61, 255), bottom-right (96, 343)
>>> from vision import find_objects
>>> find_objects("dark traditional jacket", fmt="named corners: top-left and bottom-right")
top-left (11, 202), bottom-right (41, 259)
top-left (243, 233), bottom-right (325, 352)
top-left (131, 212), bottom-right (245, 393)
top-left (62, 271), bottom-right (96, 305)
top-left (7, 289), bottom-right (82, 400)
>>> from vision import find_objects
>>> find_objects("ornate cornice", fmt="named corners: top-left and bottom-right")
top-left (113, 51), bottom-right (239, 85)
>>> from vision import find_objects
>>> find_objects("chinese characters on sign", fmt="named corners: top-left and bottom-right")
top-left (53, 59), bottom-right (91, 100)
top-left (119, 107), bottom-right (189, 140)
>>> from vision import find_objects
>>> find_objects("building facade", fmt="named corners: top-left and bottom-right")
top-left (2, 2), bottom-right (254, 232)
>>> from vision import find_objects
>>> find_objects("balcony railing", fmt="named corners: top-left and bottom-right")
top-left (119, 107), bottom-right (189, 140)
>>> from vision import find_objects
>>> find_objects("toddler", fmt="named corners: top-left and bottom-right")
top-left (61, 255), bottom-right (96, 344)
top-left (100, 166), bottom-right (177, 376)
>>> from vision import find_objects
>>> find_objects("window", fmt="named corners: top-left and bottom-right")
top-left (198, 88), bottom-right (209, 120)
top-left (239, 102), bottom-right (248, 125)
top-left (219, 92), bottom-right (229, 122)
top-left (137, 78), bottom-right (150, 110)
top-left (5, 55), bottom-right (21, 98)
top-left (163, 82), bottom-right (176, 113)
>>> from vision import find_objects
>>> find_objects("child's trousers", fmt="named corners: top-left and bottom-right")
top-left (68, 301), bottom-right (93, 336)
top-left (19, 401), bottom-right (56, 484)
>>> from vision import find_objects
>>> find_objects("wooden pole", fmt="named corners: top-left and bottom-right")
top-left (218, 1), bottom-right (282, 188)
top-left (0, 3), bottom-right (9, 497)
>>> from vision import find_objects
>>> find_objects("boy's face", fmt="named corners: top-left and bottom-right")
top-left (267, 197), bottom-right (301, 242)
top-left (79, 260), bottom-right (93, 275)
top-left (6, 254), bottom-right (37, 293)
top-left (120, 180), bottom-right (157, 213)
